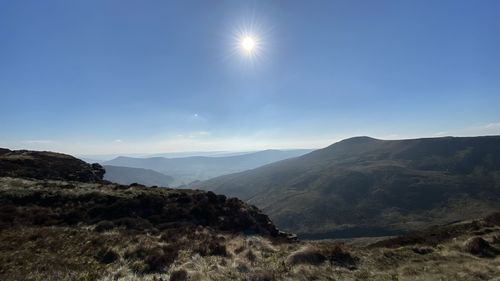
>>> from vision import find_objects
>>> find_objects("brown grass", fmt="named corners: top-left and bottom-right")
top-left (1, 178), bottom-right (499, 281)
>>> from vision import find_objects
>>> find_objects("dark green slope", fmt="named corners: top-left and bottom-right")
top-left (195, 136), bottom-right (500, 238)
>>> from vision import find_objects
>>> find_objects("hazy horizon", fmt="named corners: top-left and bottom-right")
top-left (1, 0), bottom-right (499, 155)
top-left (3, 132), bottom-right (500, 156)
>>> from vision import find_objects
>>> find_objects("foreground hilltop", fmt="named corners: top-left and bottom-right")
top-left (0, 148), bottom-right (105, 182)
top-left (1, 147), bottom-right (499, 281)
top-left (0, 148), bottom-right (282, 237)
top-left (195, 135), bottom-right (500, 238)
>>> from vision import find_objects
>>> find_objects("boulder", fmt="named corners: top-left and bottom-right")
top-left (463, 237), bottom-right (499, 257)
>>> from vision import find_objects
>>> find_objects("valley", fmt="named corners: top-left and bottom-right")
top-left (103, 149), bottom-right (313, 186)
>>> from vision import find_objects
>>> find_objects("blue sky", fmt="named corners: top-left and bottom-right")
top-left (1, 0), bottom-right (499, 154)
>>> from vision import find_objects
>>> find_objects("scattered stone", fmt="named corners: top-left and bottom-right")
top-left (463, 237), bottom-right (499, 257)
top-left (411, 247), bottom-right (433, 255)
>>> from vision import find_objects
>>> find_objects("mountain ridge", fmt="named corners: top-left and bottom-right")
top-left (194, 135), bottom-right (500, 238)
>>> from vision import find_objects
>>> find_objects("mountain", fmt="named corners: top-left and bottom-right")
top-left (103, 165), bottom-right (174, 187)
top-left (2, 147), bottom-right (499, 280)
top-left (104, 149), bottom-right (313, 186)
top-left (194, 136), bottom-right (500, 238)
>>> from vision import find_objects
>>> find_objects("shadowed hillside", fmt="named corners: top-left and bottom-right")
top-left (195, 136), bottom-right (500, 238)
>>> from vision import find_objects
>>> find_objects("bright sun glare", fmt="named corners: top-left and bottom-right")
top-left (231, 23), bottom-right (267, 61)
top-left (241, 36), bottom-right (256, 52)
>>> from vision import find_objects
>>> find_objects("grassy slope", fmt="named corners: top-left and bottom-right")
top-left (1, 208), bottom-right (499, 280)
top-left (0, 176), bottom-right (499, 280)
top-left (196, 136), bottom-right (500, 237)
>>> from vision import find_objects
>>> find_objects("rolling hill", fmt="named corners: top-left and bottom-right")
top-left (103, 165), bottom-right (174, 187)
top-left (194, 136), bottom-right (500, 238)
top-left (104, 149), bottom-right (313, 186)
top-left (2, 147), bottom-right (499, 280)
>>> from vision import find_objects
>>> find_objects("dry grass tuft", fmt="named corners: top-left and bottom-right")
top-left (287, 243), bottom-right (358, 269)
top-left (124, 244), bottom-right (179, 274)
top-left (287, 248), bottom-right (326, 266)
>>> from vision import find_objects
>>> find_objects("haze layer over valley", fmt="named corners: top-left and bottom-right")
top-left (103, 149), bottom-right (312, 186)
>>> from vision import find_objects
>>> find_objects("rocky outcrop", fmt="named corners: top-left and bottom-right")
top-left (0, 177), bottom-right (282, 237)
top-left (0, 148), bottom-right (285, 238)
top-left (0, 148), bottom-right (104, 182)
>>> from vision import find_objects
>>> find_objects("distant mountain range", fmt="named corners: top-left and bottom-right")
top-left (194, 136), bottom-right (500, 238)
top-left (103, 149), bottom-right (313, 186)
top-left (103, 165), bottom-right (174, 187)
top-left (79, 150), bottom-right (259, 162)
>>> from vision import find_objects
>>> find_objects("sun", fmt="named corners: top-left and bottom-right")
top-left (229, 23), bottom-right (268, 62)
top-left (241, 36), bottom-right (256, 52)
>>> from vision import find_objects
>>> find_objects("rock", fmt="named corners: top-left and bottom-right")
top-left (91, 163), bottom-right (105, 179)
top-left (411, 247), bottom-right (433, 255)
top-left (463, 237), bottom-right (499, 257)
top-left (279, 231), bottom-right (298, 241)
